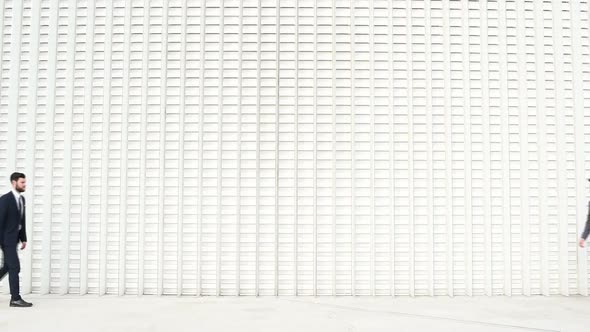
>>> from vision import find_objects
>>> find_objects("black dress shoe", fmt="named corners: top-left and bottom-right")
top-left (9, 299), bottom-right (32, 307)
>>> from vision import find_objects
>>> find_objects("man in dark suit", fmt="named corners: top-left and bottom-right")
top-left (0, 172), bottom-right (32, 307)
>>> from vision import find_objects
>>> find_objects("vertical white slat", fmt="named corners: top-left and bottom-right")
top-left (199, 0), bottom-right (221, 296)
top-left (314, 0), bottom-right (328, 296)
top-left (507, 0), bottom-right (521, 295)
top-left (331, 0), bottom-right (336, 296)
top-left (295, 0), bottom-right (307, 296)
top-left (497, 0), bottom-right (512, 296)
top-left (6, 0), bottom-right (24, 173)
top-left (283, 0), bottom-right (298, 296)
top-left (551, 0), bottom-right (570, 296)
top-left (429, 0), bottom-right (445, 296)
top-left (40, 0), bottom-right (60, 295)
top-left (215, 0), bottom-right (224, 297)
top-left (570, 0), bottom-right (589, 296)
top-left (255, 0), bottom-right (261, 297)
top-left (164, 0), bottom-right (180, 296)
top-left (235, 0), bottom-right (251, 296)
top-left (392, 0), bottom-right (405, 297)
top-left (177, 0), bottom-right (187, 296)
top-left (443, 1), bottom-right (464, 297)
top-left (59, 0), bottom-right (78, 295)
top-left (516, 1), bottom-right (531, 296)
top-left (294, 0), bottom-right (299, 295)
top-left (442, 0), bottom-right (453, 297)
top-left (363, 0), bottom-right (379, 296)
top-left (335, 0), bottom-right (351, 295)
top-left (126, 0), bottom-right (143, 295)
top-left (349, 0), bottom-right (356, 296)
top-left (406, 0), bottom-right (415, 297)
top-left (479, 1), bottom-right (493, 297)
top-left (196, 0), bottom-right (206, 297)
top-left (410, 1), bottom-right (426, 296)
top-left (236, 0), bottom-right (243, 296)
top-left (69, 0), bottom-right (87, 293)
top-left (324, 0), bottom-right (337, 296)
top-left (533, 0), bottom-right (550, 296)
top-left (124, 0), bottom-right (139, 296)
top-left (486, 2), bottom-right (502, 295)
top-left (22, 0), bottom-right (42, 295)
top-left (312, 0), bottom-right (318, 297)
top-left (258, 0), bottom-right (279, 296)
top-left (334, 1), bottom-right (350, 295)
top-left (98, 2), bottom-right (112, 295)
top-left (98, 0), bottom-right (114, 296)
top-left (449, 0), bottom-right (465, 297)
top-left (373, 0), bottom-right (391, 296)
top-left (387, 0), bottom-right (395, 297)
top-left (521, 1), bottom-right (538, 296)
top-left (79, 0), bottom-right (96, 296)
top-left (289, 0), bottom-right (300, 294)
top-left (51, 0), bottom-right (68, 294)
top-left (164, 0), bottom-right (183, 295)
top-left (219, 3), bottom-right (243, 295)
top-left (466, 1), bottom-right (482, 296)
top-left (368, 0), bottom-right (376, 297)
top-left (181, 0), bottom-right (201, 296)
top-left (225, 0), bottom-right (241, 295)
top-left (156, 0), bottom-right (169, 296)
top-left (424, 0), bottom-right (434, 296)
top-left (86, 1), bottom-right (102, 295)
top-left (137, 0), bottom-right (150, 296)
top-left (69, 0), bottom-right (87, 295)
top-left (117, 0), bottom-right (132, 296)
top-left (460, 0), bottom-right (473, 297)
top-left (275, 0), bottom-right (281, 297)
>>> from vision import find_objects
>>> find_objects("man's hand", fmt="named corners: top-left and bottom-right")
top-left (580, 238), bottom-right (586, 248)
top-left (20, 242), bottom-right (26, 250)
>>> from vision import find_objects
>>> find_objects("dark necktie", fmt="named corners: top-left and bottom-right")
top-left (18, 196), bottom-right (24, 220)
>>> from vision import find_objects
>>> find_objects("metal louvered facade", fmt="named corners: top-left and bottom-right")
top-left (1, 0), bottom-right (590, 296)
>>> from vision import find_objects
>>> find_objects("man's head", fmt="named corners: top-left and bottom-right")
top-left (10, 172), bottom-right (26, 193)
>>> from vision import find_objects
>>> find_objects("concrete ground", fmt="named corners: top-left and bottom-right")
top-left (0, 295), bottom-right (588, 332)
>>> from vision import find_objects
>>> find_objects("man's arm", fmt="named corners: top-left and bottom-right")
top-left (19, 196), bottom-right (26, 243)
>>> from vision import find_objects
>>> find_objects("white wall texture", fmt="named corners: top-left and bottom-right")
top-left (1, 0), bottom-right (590, 296)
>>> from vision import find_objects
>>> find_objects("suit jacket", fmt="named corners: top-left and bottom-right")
top-left (0, 192), bottom-right (27, 245)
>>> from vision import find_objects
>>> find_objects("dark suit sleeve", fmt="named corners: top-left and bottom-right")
top-left (582, 201), bottom-right (590, 240)
top-left (19, 196), bottom-right (26, 242)
top-left (0, 196), bottom-right (6, 240)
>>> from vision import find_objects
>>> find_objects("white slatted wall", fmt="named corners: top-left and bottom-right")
top-left (0, 0), bottom-right (590, 296)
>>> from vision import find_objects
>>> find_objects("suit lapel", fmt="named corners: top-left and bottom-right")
top-left (9, 192), bottom-right (20, 221)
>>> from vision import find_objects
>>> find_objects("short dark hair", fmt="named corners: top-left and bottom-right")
top-left (10, 172), bottom-right (25, 183)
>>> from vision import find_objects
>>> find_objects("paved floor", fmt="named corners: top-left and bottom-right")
top-left (0, 294), bottom-right (588, 331)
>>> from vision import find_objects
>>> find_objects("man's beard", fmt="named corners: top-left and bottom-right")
top-left (15, 186), bottom-right (25, 193)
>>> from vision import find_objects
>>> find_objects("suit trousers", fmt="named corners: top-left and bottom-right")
top-left (0, 243), bottom-right (20, 300)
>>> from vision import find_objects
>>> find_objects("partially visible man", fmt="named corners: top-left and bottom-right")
top-left (580, 200), bottom-right (590, 248)
top-left (0, 172), bottom-right (32, 307)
